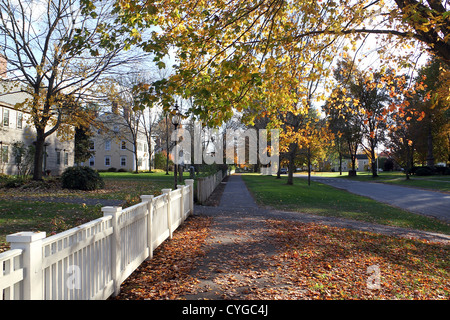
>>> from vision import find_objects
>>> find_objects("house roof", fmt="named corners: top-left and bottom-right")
top-left (0, 81), bottom-right (31, 109)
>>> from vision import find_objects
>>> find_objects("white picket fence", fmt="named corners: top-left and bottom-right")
top-left (196, 171), bottom-right (225, 204)
top-left (0, 179), bottom-right (194, 300)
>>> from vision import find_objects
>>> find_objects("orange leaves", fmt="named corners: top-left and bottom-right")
top-left (113, 215), bottom-right (212, 300)
top-left (416, 111), bottom-right (426, 122)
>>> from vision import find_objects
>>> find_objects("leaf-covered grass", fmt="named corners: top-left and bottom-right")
top-left (0, 172), bottom-right (180, 203)
top-left (241, 174), bottom-right (450, 235)
top-left (268, 220), bottom-right (449, 299)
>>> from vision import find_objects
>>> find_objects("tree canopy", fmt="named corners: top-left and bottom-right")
top-left (111, 0), bottom-right (449, 126)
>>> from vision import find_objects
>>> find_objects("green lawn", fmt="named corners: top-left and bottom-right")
top-left (0, 201), bottom-right (102, 250)
top-left (241, 174), bottom-right (450, 235)
top-left (295, 171), bottom-right (450, 193)
top-left (0, 171), bottom-right (191, 251)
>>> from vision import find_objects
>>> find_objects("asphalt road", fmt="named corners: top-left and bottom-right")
top-left (295, 174), bottom-right (450, 223)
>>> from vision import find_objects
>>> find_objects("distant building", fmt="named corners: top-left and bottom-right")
top-left (83, 109), bottom-right (154, 172)
top-left (332, 154), bottom-right (371, 172)
top-left (0, 55), bottom-right (74, 176)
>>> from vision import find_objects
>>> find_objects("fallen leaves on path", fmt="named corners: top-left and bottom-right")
top-left (112, 215), bottom-right (212, 300)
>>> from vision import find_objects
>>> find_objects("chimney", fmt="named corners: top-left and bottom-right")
top-left (0, 54), bottom-right (6, 79)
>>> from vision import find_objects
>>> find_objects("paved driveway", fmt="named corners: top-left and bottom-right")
top-left (295, 175), bottom-right (450, 223)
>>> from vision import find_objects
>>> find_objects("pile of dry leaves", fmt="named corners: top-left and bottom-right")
top-left (112, 215), bottom-right (213, 300)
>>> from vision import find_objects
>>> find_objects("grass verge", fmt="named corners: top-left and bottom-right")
top-left (296, 171), bottom-right (450, 193)
top-left (241, 174), bottom-right (450, 235)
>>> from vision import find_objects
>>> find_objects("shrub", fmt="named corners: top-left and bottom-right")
top-left (107, 167), bottom-right (117, 172)
top-left (415, 167), bottom-right (433, 176)
top-left (61, 166), bottom-right (105, 191)
top-left (434, 166), bottom-right (446, 175)
top-left (117, 168), bottom-right (127, 172)
top-left (3, 176), bottom-right (28, 188)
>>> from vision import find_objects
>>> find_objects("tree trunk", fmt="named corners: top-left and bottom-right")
top-left (287, 158), bottom-right (294, 185)
top-left (426, 125), bottom-right (434, 167)
top-left (276, 164), bottom-right (281, 179)
top-left (178, 164), bottom-right (183, 183)
top-left (134, 150), bottom-right (139, 174)
top-left (405, 146), bottom-right (411, 180)
top-left (339, 151), bottom-right (342, 175)
top-left (32, 130), bottom-right (45, 181)
top-left (287, 144), bottom-right (297, 185)
top-left (307, 147), bottom-right (311, 186)
top-left (371, 147), bottom-right (378, 178)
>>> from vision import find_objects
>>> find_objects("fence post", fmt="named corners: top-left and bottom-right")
top-left (140, 195), bottom-right (154, 260)
top-left (102, 206), bottom-right (122, 297)
top-left (185, 179), bottom-right (194, 215)
top-left (162, 189), bottom-right (173, 239)
top-left (177, 185), bottom-right (185, 222)
top-left (7, 231), bottom-right (46, 300)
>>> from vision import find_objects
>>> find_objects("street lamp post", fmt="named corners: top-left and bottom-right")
top-left (171, 103), bottom-right (180, 190)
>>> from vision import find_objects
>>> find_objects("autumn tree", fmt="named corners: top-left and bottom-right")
top-left (412, 57), bottom-right (450, 167)
top-left (324, 90), bottom-right (363, 176)
top-left (74, 125), bottom-right (95, 165)
top-left (0, 0), bottom-right (144, 180)
top-left (298, 109), bottom-right (332, 186)
top-left (326, 57), bottom-right (415, 177)
top-left (326, 104), bottom-right (347, 175)
top-left (386, 113), bottom-right (416, 179)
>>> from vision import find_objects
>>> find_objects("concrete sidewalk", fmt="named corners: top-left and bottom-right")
top-left (219, 174), bottom-right (259, 208)
top-left (184, 175), bottom-right (274, 299)
top-left (295, 174), bottom-right (450, 223)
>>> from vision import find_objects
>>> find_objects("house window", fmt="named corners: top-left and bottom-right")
top-left (105, 140), bottom-right (111, 151)
top-left (17, 112), bottom-right (23, 129)
top-left (121, 140), bottom-right (126, 150)
top-left (120, 156), bottom-right (126, 167)
top-left (89, 156), bottom-right (95, 167)
top-left (3, 109), bottom-right (9, 127)
top-left (105, 156), bottom-right (111, 166)
top-left (1, 146), bottom-right (9, 163)
top-left (89, 140), bottom-right (95, 150)
top-left (64, 153), bottom-right (69, 165)
top-left (56, 151), bottom-right (61, 165)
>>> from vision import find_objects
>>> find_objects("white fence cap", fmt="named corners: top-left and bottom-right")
top-left (7, 231), bottom-right (46, 243)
